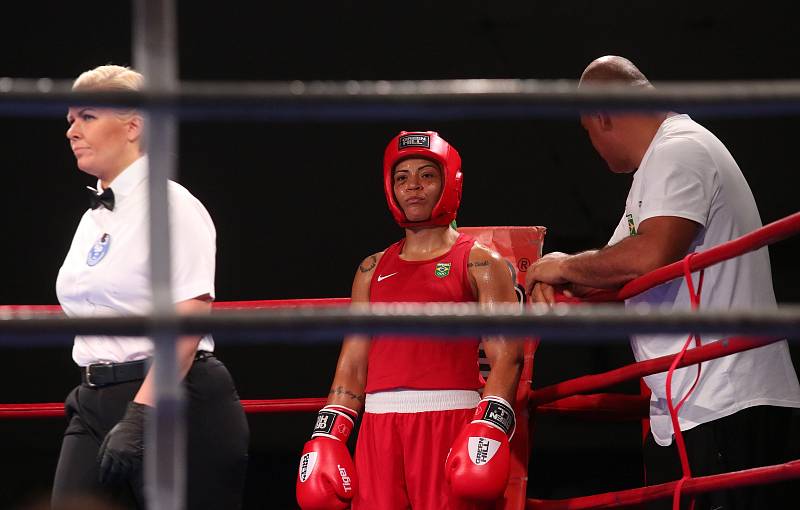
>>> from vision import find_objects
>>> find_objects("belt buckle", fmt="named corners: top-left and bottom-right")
top-left (85, 361), bottom-right (112, 387)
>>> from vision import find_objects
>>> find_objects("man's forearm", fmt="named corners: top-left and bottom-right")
top-left (560, 246), bottom-right (645, 289)
top-left (559, 216), bottom-right (701, 289)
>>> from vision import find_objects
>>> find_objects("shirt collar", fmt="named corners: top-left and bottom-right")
top-left (97, 155), bottom-right (148, 204)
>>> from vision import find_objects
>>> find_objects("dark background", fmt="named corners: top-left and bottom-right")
top-left (1, 1), bottom-right (799, 508)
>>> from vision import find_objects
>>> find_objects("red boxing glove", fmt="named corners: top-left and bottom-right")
top-left (446, 396), bottom-right (515, 501)
top-left (296, 405), bottom-right (359, 510)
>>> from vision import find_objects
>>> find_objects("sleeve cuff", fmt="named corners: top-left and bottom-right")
top-left (172, 283), bottom-right (215, 304)
top-left (638, 210), bottom-right (707, 228)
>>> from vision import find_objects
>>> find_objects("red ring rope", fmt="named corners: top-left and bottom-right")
top-left (527, 460), bottom-right (800, 510)
top-left (0, 393), bottom-right (651, 420)
top-left (664, 254), bottom-right (705, 510)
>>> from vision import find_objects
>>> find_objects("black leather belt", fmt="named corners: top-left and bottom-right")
top-left (81, 351), bottom-right (214, 387)
top-left (82, 359), bottom-right (147, 387)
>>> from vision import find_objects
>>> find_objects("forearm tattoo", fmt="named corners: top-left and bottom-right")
top-left (467, 260), bottom-right (490, 268)
top-left (329, 385), bottom-right (365, 403)
top-left (359, 255), bottom-right (377, 273)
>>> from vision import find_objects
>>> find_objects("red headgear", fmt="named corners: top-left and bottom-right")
top-left (383, 131), bottom-right (463, 228)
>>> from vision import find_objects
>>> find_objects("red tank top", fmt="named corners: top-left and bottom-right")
top-left (365, 233), bottom-right (482, 393)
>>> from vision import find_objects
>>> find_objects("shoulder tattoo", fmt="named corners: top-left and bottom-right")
top-left (467, 260), bottom-right (491, 268)
top-left (359, 255), bottom-right (377, 273)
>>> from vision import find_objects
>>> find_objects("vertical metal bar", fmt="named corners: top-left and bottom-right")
top-left (133, 1), bottom-right (183, 510)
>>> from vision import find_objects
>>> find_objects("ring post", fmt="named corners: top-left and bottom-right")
top-left (133, 1), bottom-right (183, 509)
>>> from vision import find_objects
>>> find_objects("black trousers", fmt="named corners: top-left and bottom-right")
top-left (644, 405), bottom-right (796, 510)
top-left (51, 354), bottom-right (249, 510)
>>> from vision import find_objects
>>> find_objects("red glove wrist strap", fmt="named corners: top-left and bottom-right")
top-left (311, 405), bottom-right (358, 442)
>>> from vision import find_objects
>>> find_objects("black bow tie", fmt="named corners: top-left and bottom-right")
top-left (87, 186), bottom-right (115, 211)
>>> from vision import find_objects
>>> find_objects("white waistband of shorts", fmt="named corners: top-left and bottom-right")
top-left (365, 390), bottom-right (481, 414)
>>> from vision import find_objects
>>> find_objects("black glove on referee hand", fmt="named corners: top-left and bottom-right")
top-left (98, 401), bottom-right (149, 485)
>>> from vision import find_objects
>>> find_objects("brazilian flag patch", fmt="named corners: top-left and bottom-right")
top-left (626, 213), bottom-right (637, 236)
top-left (435, 262), bottom-right (452, 278)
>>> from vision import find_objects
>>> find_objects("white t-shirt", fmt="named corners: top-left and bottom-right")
top-left (56, 156), bottom-right (216, 366)
top-left (608, 114), bottom-right (800, 446)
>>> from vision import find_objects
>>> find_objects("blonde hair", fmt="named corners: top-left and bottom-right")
top-left (72, 65), bottom-right (144, 92)
top-left (73, 65), bottom-right (146, 150)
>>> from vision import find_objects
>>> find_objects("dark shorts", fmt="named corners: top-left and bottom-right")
top-left (643, 405), bottom-right (796, 510)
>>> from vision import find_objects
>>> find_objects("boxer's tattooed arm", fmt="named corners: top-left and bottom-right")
top-left (329, 386), bottom-right (365, 403)
top-left (359, 255), bottom-right (377, 273)
top-left (467, 260), bottom-right (490, 268)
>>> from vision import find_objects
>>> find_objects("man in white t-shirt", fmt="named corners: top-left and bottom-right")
top-left (526, 55), bottom-right (800, 510)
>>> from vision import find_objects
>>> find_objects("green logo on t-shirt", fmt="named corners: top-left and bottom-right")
top-left (435, 262), bottom-right (452, 278)
top-left (627, 213), bottom-right (637, 236)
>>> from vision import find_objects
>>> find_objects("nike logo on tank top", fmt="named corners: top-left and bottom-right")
top-left (376, 272), bottom-right (399, 282)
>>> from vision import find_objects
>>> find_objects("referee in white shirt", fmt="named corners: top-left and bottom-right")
top-left (51, 65), bottom-right (249, 509)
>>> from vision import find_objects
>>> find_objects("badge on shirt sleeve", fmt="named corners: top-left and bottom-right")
top-left (86, 233), bottom-right (111, 266)
top-left (435, 262), bottom-right (452, 278)
top-left (626, 213), bottom-right (637, 236)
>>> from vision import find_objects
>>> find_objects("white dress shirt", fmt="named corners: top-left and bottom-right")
top-left (57, 156), bottom-right (216, 366)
